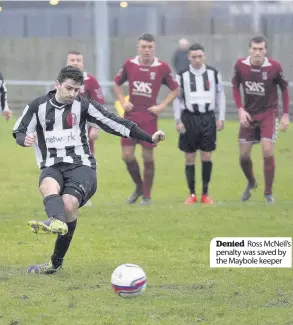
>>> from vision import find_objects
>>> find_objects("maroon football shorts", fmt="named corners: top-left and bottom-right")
top-left (121, 111), bottom-right (158, 148)
top-left (239, 108), bottom-right (278, 144)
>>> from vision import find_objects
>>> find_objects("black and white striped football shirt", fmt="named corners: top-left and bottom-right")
top-left (13, 90), bottom-right (136, 169)
top-left (0, 72), bottom-right (8, 111)
top-left (175, 64), bottom-right (225, 117)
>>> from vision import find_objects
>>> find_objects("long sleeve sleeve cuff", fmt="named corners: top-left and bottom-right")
top-left (129, 125), bottom-right (153, 143)
top-left (15, 132), bottom-right (26, 147)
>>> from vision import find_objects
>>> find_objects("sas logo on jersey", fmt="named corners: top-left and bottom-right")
top-left (132, 81), bottom-right (152, 98)
top-left (150, 72), bottom-right (156, 80)
top-left (244, 81), bottom-right (265, 96)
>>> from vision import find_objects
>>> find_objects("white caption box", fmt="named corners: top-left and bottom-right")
top-left (210, 237), bottom-right (292, 268)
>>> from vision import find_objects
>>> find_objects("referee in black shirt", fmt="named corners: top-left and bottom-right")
top-left (13, 66), bottom-right (165, 274)
top-left (173, 43), bottom-right (226, 205)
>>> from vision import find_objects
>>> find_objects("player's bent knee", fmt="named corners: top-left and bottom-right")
top-left (62, 194), bottom-right (80, 214)
top-left (39, 177), bottom-right (60, 197)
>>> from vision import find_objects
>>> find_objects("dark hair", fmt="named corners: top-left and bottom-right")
top-left (189, 43), bottom-right (204, 52)
top-left (57, 66), bottom-right (84, 85)
top-left (68, 50), bottom-right (82, 56)
top-left (138, 33), bottom-right (155, 42)
top-left (249, 36), bottom-right (268, 48)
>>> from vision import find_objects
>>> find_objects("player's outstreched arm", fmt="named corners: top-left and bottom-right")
top-left (231, 62), bottom-right (244, 109)
top-left (88, 77), bottom-right (105, 105)
top-left (215, 71), bottom-right (226, 121)
top-left (173, 73), bottom-right (184, 124)
top-left (12, 102), bottom-right (37, 146)
top-left (274, 63), bottom-right (289, 114)
top-left (0, 72), bottom-right (8, 111)
top-left (87, 100), bottom-right (154, 143)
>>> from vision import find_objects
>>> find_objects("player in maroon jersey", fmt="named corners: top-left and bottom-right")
top-left (114, 33), bottom-right (179, 205)
top-left (232, 36), bottom-right (289, 203)
top-left (67, 51), bottom-right (104, 155)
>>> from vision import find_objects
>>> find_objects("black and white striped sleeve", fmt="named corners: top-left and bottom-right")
top-left (86, 99), bottom-right (135, 138)
top-left (173, 73), bottom-right (184, 124)
top-left (215, 70), bottom-right (226, 121)
top-left (0, 72), bottom-right (8, 111)
top-left (12, 101), bottom-right (38, 146)
top-left (86, 99), bottom-right (153, 143)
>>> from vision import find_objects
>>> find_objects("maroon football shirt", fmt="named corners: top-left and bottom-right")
top-left (232, 56), bottom-right (288, 115)
top-left (80, 72), bottom-right (104, 105)
top-left (114, 56), bottom-right (178, 114)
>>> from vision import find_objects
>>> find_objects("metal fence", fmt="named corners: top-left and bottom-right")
top-left (7, 80), bottom-right (293, 119)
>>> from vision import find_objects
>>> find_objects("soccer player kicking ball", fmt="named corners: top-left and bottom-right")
top-left (12, 66), bottom-right (166, 275)
top-left (232, 36), bottom-right (289, 203)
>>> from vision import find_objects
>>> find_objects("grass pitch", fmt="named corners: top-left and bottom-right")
top-left (0, 118), bottom-right (292, 325)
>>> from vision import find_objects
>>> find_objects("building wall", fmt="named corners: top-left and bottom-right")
top-left (3, 34), bottom-right (292, 116)
top-left (2, 1), bottom-right (293, 115)
top-left (2, 2), bottom-right (293, 39)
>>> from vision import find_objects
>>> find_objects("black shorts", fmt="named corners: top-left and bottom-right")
top-left (179, 110), bottom-right (216, 153)
top-left (39, 163), bottom-right (97, 207)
